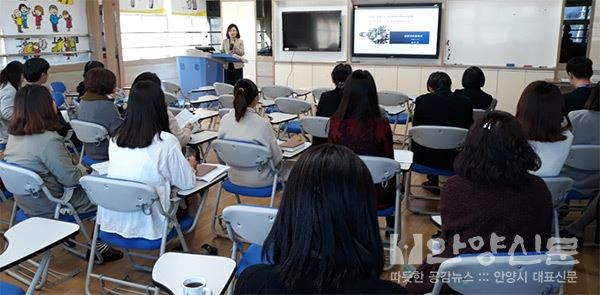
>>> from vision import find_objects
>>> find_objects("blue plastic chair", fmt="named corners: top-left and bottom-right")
top-left (69, 120), bottom-right (110, 166)
top-left (51, 91), bottom-right (66, 109)
top-left (563, 145), bottom-right (600, 203)
top-left (223, 205), bottom-right (276, 277)
top-left (0, 161), bottom-right (100, 288)
top-left (405, 126), bottom-right (468, 215)
top-left (50, 81), bottom-right (67, 93)
top-left (0, 281), bottom-right (24, 295)
top-left (80, 175), bottom-right (192, 294)
top-left (274, 98), bottom-right (312, 137)
top-left (211, 139), bottom-right (283, 237)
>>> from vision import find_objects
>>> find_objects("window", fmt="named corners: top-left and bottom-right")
top-left (120, 0), bottom-right (221, 61)
top-left (559, 0), bottom-right (593, 62)
top-left (256, 0), bottom-right (272, 56)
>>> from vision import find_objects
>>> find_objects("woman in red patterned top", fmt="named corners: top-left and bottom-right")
top-left (328, 70), bottom-right (395, 211)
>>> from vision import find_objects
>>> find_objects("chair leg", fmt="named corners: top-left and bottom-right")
top-left (235, 194), bottom-right (242, 204)
top-left (211, 184), bottom-right (228, 238)
top-left (553, 209), bottom-right (561, 239)
top-left (85, 223), bottom-right (99, 295)
top-left (78, 146), bottom-right (85, 165)
top-left (25, 251), bottom-right (51, 295)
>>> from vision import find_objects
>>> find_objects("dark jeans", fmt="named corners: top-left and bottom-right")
top-left (225, 63), bottom-right (243, 85)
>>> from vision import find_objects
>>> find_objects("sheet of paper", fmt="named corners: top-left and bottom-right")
top-left (175, 109), bottom-right (203, 128)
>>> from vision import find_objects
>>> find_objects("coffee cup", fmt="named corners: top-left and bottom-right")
top-left (182, 277), bottom-right (212, 295)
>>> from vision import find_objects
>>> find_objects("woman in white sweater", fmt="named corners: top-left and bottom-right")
top-left (98, 81), bottom-right (196, 240)
top-left (217, 79), bottom-right (283, 187)
top-left (516, 81), bottom-right (573, 177)
top-left (0, 61), bottom-right (23, 148)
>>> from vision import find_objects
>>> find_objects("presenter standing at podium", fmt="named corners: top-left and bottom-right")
top-left (221, 24), bottom-right (245, 85)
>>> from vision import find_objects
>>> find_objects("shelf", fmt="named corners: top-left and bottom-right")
top-left (1, 50), bottom-right (92, 58)
top-left (0, 34), bottom-right (91, 39)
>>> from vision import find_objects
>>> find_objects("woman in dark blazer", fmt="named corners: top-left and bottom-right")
top-left (454, 66), bottom-right (494, 110)
top-left (314, 63), bottom-right (352, 144)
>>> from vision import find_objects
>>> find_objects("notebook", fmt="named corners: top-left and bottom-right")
top-left (175, 109), bottom-right (203, 128)
top-left (279, 139), bottom-right (305, 152)
top-left (195, 164), bottom-right (229, 182)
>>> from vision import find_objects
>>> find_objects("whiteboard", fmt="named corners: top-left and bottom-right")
top-left (445, 0), bottom-right (563, 68)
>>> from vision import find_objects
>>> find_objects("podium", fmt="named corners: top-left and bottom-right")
top-left (177, 51), bottom-right (248, 103)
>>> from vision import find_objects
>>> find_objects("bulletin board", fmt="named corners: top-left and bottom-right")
top-left (444, 0), bottom-right (563, 68)
top-left (0, 0), bottom-right (92, 66)
top-left (120, 0), bottom-right (167, 14)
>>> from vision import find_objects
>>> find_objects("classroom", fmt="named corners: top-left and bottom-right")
top-left (0, 0), bottom-right (598, 294)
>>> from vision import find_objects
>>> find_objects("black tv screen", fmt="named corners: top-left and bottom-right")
top-left (282, 11), bottom-right (342, 52)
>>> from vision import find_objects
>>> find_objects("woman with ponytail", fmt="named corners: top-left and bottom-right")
top-left (218, 79), bottom-right (283, 187)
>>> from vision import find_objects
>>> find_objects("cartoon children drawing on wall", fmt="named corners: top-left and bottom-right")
top-left (62, 11), bottom-right (73, 32)
top-left (186, 0), bottom-right (198, 10)
top-left (32, 40), bottom-right (48, 58)
top-left (49, 5), bottom-right (61, 33)
top-left (58, 0), bottom-right (75, 4)
top-left (64, 37), bottom-right (78, 60)
top-left (19, 4), bottom-right (30, 29)
top-left (12, 10), bottom-right (23, 33)
top-left (32, 6), bottom-right (44, 30)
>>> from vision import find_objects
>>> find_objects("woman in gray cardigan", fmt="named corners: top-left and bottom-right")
top-left (4, 84), bottom-right (122, 263)
top-left (77, 68), bottom-right (123, 162)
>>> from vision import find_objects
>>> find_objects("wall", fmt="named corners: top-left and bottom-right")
top-left (274, 62), bottom-right (554, 114)
top-left (122, 58), bottom-right (179, 86)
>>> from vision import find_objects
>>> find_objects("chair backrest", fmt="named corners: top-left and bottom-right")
top-left (312, 87), bottom-right (332, 102)
top-left (79, 175), bottom-right (157, 213)
top-left (378, 91), bottom-right (410, 107)
top-left (542, 177), bottom-right (574, 208)
top-left (299, 116), bottom-right (329, 138)
top-left (488, 98), bottom-right (498, 111)
top-left (359, 156), bottom-right (401, 184)
top-left (213, 139), bottom-right (272, 169)
top-left (69, 119), bottom-right (110, 144)
top-left (163, 92), bottom-right (179, 105)
top-left (51, 91), bottom-right (66, 108)
top-left (408, 126), bottom-right (468, 150)
top-left (0, 161), bottom-right (44, 196)
top-left (222, 205), bottom-right (277, 246)
top-left (564, 145), bottom-right (600, 171)
top-left (50, 81), bottom-right (67, 93)
top-left (274, 98), bottom-right (311, 114)
top-left (218, 94), bottom-right (235, 108)
top-left (161, 81), bottom-right (181, 95)
top-left (261, 85), bottom-right (294, 100)
top-left (472, 109), bottom-right (487, 123)
top-left (219, 108), bottom-right (232, 118)
top-left (213, 82), bottom-right (234, 95)
top-left (433, 252), bottom-right (574, 294)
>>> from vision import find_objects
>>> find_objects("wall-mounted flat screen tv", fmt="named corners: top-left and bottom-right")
top-left (282, 10), bottom-right (342, 52)
top-left (352, 3), bottom-right (441, 58)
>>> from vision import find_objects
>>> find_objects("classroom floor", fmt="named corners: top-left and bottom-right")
top-left (0, 133), bottom-right (598, 294)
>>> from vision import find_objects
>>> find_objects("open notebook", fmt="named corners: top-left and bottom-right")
top-left (195, 164), bottom-right (229, 182)
top-left (175, 109), bottom-right (204, 128)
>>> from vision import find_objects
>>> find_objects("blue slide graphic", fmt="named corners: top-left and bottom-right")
top-left (390, 31), bottom-right (430, 44)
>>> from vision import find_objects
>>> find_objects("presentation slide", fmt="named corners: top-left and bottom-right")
top-left (353, 5), bottom-right (441, 57)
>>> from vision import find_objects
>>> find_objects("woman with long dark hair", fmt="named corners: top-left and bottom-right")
top-left (516, 81), bottom-right (573, 176)
top-left (217, 78), bottom-right (282, 187)
top-left (328, 70), bottom-right (396, 226)
top-left (236, 144), bottom-right (406, 293)
top-left (96, 81), bottom-right (196, 240)
top-left (406, 111), bottom-right (552, 293)
top-left (0, 60), bottom-right (24, 148)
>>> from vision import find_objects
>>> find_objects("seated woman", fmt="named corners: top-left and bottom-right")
top-left (77, 68), bottom-right (123, 162)
top-left (328, 70), bottom-right (395, 223)
top-left (235, 144), bottom-right (406, 294)
top-left (454, 66), bottom-right (494, 110)
top-left (4, 84), bottom-right (122, 262)
top-left (561, 82), bottom-right (599, 199)
top-left (0, 61), bottom-right (23, 149)
top-left (217, 78), bottom-right (283, 187)
top-left (406, 111), bottom-right (553, 294)
top-left (130, 72), bottom-right (192, 147)
top-left (76, 60), bottom-right (104, 98)
top-left (516, 81), bottom-right (573, 177)
top-left (96, 81), bottom-right (196, 241)
top-left (314, 63), bottom-right (352, 144)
